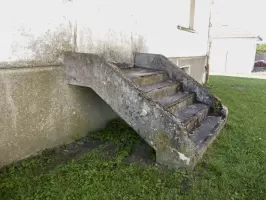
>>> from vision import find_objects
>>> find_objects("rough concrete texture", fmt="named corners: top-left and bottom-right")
top-left (64, 52), bottom-right (228, 169)
top-left (140, 81), bottom-right (180, 100)
top-left (64, 52), bottom-right (197, 168)
top-left (122, 67), bottom-right (167, 86)
top-left (191, 116), bottom-right (227, 161)
top-left (0, 65), bottom-right (117, 168)
top-left (134, 53), bottom-right (227, 116)
top-left (158, 92), bottom-right (195, 113)
top-left (175, 104), bottom-right (209, 132)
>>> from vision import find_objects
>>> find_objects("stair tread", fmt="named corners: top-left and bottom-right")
top-left (122, 67), bottom-right (165, 78)
top-left (157, 92), bottom-right (194, 108)
top-left (190, 116), bottom-right (222, 146)
top-left (139, 81), bottom-right (177, 93)
top-left (174, 103), bottom-right (209, 123)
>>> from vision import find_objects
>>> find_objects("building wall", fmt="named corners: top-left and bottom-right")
top-left (0, 65), bottom-right (117, 167)
top-left (0, 0), bottom-right (212, 167)
top-left (210, 38), bottom-right (257, 73)
top-left (168, 56), bottom-right (207, 84)
top-left (0, 0), bottom-right (211, 61)
top-left (75, 0), bottom-right (211, 58)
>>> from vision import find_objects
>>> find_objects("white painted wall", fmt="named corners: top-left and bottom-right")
top-left (0, 0), bottom-right (211, 61)
top-left (72, 0), bottom-right (211, 57)
top-left (210, 38), bottom-right (257, 73)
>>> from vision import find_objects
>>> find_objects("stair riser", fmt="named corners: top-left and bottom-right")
top-left (184, 108), bottom-right (209, 132)
top-left (146, 84), bottom-right (180, 100)
top-left (133, 73), bottom-right (168, 86)
top-left (168, 95), bottom-right (194, 113)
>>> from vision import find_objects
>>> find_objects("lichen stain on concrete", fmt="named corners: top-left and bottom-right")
top-left (155, 131), bottom-right (171, 152)
top-left (213, 99), bottom-right (223, 114)
top-left (155, 131), bottom-right (191, 165)
top-left (171, 148), bottom-right (190, 165)
top-left (141, 102), bottom-right (151, 115)
top-left (140, 109), bottom-right (148, 116)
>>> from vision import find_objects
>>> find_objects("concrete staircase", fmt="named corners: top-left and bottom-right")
top-left (64, 52), bottom-right (228, 169)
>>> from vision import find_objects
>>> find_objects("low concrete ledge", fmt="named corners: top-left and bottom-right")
top-left (0, 64), bottom-right (117, 168)
top-left (0, 60), bottom-right (62, 69)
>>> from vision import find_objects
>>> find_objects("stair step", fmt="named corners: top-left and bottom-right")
top-left (122, 67), bottom-right (167, 86)
top-left (157, 92), bottom-right (195, 113)
top-left (140, 81), bottom-right (180, 100)
top-left (175, 103), bottom-right (209, 132)
top-left (189, 116), bottom-right (222, 148)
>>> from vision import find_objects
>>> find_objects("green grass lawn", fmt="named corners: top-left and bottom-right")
top-left (1, 76), bottom-right (266, 200)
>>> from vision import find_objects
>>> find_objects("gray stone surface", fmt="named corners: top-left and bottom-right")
top-left (64, 52), bottom-right (196, 169)
top-left (157, 92), bottom-right (194, 108)
top-left (64, 52), bottom-right (228, 169)
top-left (191, 116), bottom-right (226, 163)
top-left (134, 53), bottom-right (226, 115)
top-left (0, 65), bottom-right (116, 168)
top-left (122, 67), bottom-right (167, 86)
top-left (167, 96), bottom-right (194, 114)
top-left (141, 81), bottom-right (180, 100)
top-left (190, 116), bottom-right (222, 146)
top-left (175, 104), bottom-right (209, 122)
top-left (139, 81), bottom-right (177, 93)
top-left (122, 67), bottom-right (165, 77)
top-left (175, 104), bottom-right (209, 132)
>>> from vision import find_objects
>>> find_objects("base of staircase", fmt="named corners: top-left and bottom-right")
top-left (193, 117), bottom-right (227, 165)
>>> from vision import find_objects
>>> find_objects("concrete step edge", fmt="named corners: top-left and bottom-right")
top-left (157, 92), bottom-right (195, 108)
top-left (132, 73), bottom-right (168, 86)
top-left (175, 104), bottom-right (209, 132)
top-left (143, 82), bottom-right (180, 100)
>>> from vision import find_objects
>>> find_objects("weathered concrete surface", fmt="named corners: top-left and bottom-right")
top-left (191, 116), bottom-right (227, 162)
top-left (175, 104), bottom-right (209, 132)
top-left (134, 53), bottom-right (228, 166)
top-left (135, 53), bottom-right (226, 115)
top-left (122, 67), bottom-right (167, 86)
top-left (64, 52), bottom-right (197, 168)
top-left (190, 116), bottom-right (222, 146)
top-left (64, 52), bottom-right (228, 169)
top-left (0, 65), bottom-right (116, 168)
top-left (140, 81), bottom-right (179, 100)
top-left (157, 92), bottom-right (194, 113)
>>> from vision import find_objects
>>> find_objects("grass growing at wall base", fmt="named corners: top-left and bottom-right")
top-left (1, 76), bottom-right (266, 199)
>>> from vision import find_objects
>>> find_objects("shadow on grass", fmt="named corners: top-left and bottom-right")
top-left (0, 118), bottom-right (156, 175)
